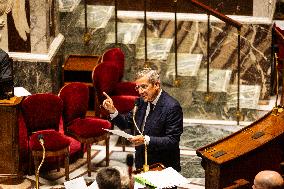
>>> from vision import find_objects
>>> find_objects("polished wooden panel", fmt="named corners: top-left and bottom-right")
top-left (196, 111), bottom-right (284, 189)
top-left (0, 97), bottom-right (23, 179)
top-left (63, 55), bottom-right (100, 71)
top-left (63, 55), bottom-right (101, 85)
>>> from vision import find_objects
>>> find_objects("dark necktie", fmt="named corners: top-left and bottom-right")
top-left (148, 103), bottom-right (155, 117)
top-left (144, 103), bottom-right (155, 133)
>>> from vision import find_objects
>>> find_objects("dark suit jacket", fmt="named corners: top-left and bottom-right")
top-left (111, 90), bottom-right (183, 171)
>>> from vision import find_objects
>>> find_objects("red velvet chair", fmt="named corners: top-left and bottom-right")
top-left (21, 93), bottom-right (70, 180)
top-left (93, 48), bottom-right (139, 151)
top-left (58, 82), bottom-right (111, 177)
top-left (101, 47), bottom-right (125, 81)
top-left (93, 48), bottom-right (139, 116)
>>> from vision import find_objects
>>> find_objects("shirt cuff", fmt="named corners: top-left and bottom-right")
top-left (109, 110), bottom-right (118, 120)
top-left (144, 135), bottom-right (150, 145)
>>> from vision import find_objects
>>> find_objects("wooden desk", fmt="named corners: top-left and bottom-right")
top-left (62, 55), bottom-right (101, 86)
top-left (196, 110), bottom-right (284, 189)
top-left (0, 97), bottom-right (23, 181)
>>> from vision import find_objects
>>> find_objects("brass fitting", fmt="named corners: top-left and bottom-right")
top-left (83, 32), bottom-right (91, 46)
top-left (173, 78), bottom-right (181, 87)
top-left (204, 93), bottom-right (214, 103)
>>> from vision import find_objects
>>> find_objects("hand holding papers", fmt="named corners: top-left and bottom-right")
top-left (103, 128), bottom-right (133, 139)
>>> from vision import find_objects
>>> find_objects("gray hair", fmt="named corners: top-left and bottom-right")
top-left (135, 68), bottom-right (160, 84)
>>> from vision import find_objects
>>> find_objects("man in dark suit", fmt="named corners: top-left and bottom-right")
top-left (102, 68), bottom-right (183, 171)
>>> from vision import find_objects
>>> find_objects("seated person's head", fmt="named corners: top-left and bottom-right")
top-left (96, 167), bottom-right (121, 189)
top-left (253, 170), bottom-right (283, 189)
top-left (111, 166), bottom-right (130, 189)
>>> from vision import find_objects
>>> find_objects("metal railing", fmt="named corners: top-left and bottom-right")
top-left (88, 0), bottom-right (244, 123)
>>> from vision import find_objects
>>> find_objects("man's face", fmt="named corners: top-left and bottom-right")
top-left (135, 76), bottom-right (160, 102)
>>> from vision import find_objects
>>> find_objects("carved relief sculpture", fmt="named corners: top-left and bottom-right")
top-left (0, 0), bottom-right (30, 41)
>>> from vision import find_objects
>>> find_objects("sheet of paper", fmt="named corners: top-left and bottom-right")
top-left (134, 167), bottom-right (189, 189)
top-left (64, 177), bottom-right (88, 189)
top-left (134, 181), bottom-right (146, 189)
top-left (87, 180), bottom-right (99, 189)
top-left (103, 129), bottom-right (133, 139)
top-left (14, 87), bottom-right (31, 97)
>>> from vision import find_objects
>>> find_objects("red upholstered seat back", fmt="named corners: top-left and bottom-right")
top-left (92, 62), bottom-right (120, 103)
top-left (59, 82), bottom-right (89, 125)
top-left (101, 48), bottom-right (125, 80)
top-left (112, 95), bottom-right (138, 113)
top-left (93, 48), bottom-right (139, 114)
top-left (114, 81), bottom-right (139, 96)
top-left (22, 93), bottom-right (63, 136)
top-left (275, 26), bottom-right (284, 61)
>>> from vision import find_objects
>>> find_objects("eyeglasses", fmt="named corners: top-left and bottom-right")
top-left (135, 84), bottom-right (150, 91)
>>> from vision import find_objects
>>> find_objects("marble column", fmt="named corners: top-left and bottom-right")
top-left (30, 0), bottom-right (60, 53)
top-left (253, 0), bottom-right (276, 18)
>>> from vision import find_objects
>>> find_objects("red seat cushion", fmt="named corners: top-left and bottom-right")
top-left (68, 118), bottom-right (112, 138)
top-left (112, 95), bottom-right (138, 113)
top-left (29, 130), bottom-right (71, 151)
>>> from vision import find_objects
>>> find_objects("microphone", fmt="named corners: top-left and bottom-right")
top-left (37, 134), bottom-right (44, 144)
top-left (132, 98), bottom-right (142, 135)
top-left (36, 134), bottom-right (45, 189)
top-left (132, 98), bottom-right (149, 172)
top-left (133, 98), bottom-right (140, 115)
top-left (126, 153), bottom-right (134, 177)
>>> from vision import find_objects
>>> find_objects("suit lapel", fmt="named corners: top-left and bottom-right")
top-left (144, 91), bottom-right (165, 134)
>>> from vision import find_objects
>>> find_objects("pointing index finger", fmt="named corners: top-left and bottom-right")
top-left (103, 92), bottom-right (111, 99)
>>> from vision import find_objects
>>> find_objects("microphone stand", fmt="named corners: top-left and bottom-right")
top-left (132, 108), bottom-right (149, 172)
top-left (143, 141), bottom-right (149, 172)
top-left (35, 137), bottom-right (46, 189)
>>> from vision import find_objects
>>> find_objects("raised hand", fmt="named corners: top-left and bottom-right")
top-left (102, 92), bottom-right (116, 114)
